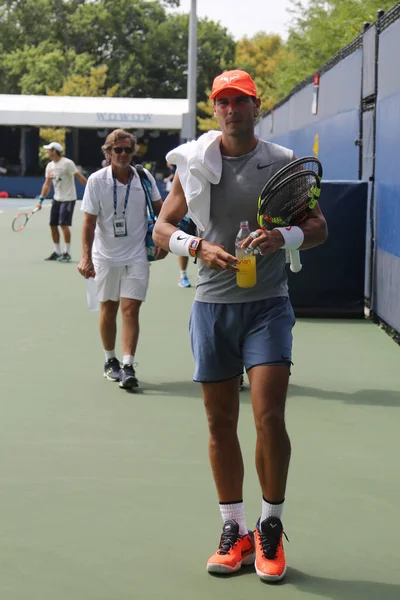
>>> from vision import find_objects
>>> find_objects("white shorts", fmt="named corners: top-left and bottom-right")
top-left (95, 262), bottom-right (150, 302)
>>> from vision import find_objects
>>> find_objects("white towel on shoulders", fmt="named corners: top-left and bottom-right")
top-left (166, 130), bottom-right (222, 230)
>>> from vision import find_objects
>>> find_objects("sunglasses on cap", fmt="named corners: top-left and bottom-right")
top-left (113, 147), bottom-right (134, 154)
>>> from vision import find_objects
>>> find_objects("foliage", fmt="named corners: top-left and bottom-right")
top-left (235, 34), bottom-right (289, 114)
top-left (1, 42), bottom-right (95, 95)
top-left (0, 0), bottom-right (235, 101)
top-left (197, 91), bottom-right (218, 133)
top-left (47, 65), bottom-right (118, 97)
top-left (0, 0), bottom-right (396, 133)
top-left (280, 0), bottom-right (397, 98)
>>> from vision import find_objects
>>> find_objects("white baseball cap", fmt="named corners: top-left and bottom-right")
top-left (43, 142), bottom-right (63, 152)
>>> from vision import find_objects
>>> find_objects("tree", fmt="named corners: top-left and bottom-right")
top-left (1, 42), bottom-right (95, 95)
top-left (140, 14), bottom-right (235, 99)
top-left (280, 0), bottom-right (396, 98)
top-left (235, 34), bottom-right (289, 113)
top-left (0, 0), bottom-right (236, 102)
top-left (48, 65), bottom-right (118, 97)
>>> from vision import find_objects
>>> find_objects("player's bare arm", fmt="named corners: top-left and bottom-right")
top-left (296, 203), bottom-right (328, 249)
top-left (242, 204), bottom-right (328, 256)
top-left (153, 172), bottom-right (190, 248)
top-left (35, 177), bottom-right (52, 210)
top-left (153, 173), bottom-right (238, 272)
top-left (78, 212), bottom-right (97, 278)
top-left (152, 199), bottom-right (163, 217)
top-left (75, 172), bottom-right (88, 186)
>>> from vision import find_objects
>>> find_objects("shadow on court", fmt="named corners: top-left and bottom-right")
top-left (207, 564), bottom-right (256, 579)
top-left (198, 566), bottom-right (400, 598)
top-left (126, 380), bottom-right (200, 398)
top-left (288, 384), bottom-right (400, 408)
top-left (287, 568), bottom-right (400, 599)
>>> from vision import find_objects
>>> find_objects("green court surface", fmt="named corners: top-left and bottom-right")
top-left (0, 202), bottom-right (399, 599)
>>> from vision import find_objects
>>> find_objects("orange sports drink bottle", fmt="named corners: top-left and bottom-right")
top-left (235, 221), bottom-right (257, 288)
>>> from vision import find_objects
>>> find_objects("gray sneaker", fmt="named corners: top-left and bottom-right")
top-left (57, 253), bottom-right (71, 262)
top-left (45, 251), bottom-right (61, 261)
top-left (104, 358), bottom-right (120, 382)
top-left (119, 364), bottom-right (139, 389)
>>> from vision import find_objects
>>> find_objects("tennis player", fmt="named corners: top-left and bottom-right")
top-left (36, 142), bottom-right (87, 262)
top-left (153, 70), bottom-right (328, 581)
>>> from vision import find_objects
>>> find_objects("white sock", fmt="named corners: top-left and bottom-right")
top-left (123, 355), bottom-right (134, 365)
top-left (54, 243), bottom-right (61, 254)
top-left (261, 497), bottom-right (284, 522)
top-left (180, 270), bottom-right (186, 278)
top-left (65, 243), bottom-right (71, 253)
top-left (104, 349), bottom-right (116, 361)
top-left (219, 501), bottom-right (248, 536)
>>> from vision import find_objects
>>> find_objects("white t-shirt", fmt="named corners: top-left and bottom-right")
top-left (81, 166), bottom-right (161, 267)
top-left (45, 157), bottom-right (79, 201)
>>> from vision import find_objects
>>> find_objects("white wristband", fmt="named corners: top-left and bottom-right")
top-left (275, 226), bottom-right (304, 250)
top-left (169, 230), bottom-right (195, 256)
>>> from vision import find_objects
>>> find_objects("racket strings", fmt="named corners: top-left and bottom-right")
top-left (288, 159), bottom-right (320, 175)
top-left (259, 157), bottom-right (322, 203)
top-left (261, 173), bottom-right (317, 227)
top-left (12, 213), bottom-right (28, 232)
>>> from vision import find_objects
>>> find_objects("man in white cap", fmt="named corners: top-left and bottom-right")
top-left (36, 142), bottom-right (87, 261)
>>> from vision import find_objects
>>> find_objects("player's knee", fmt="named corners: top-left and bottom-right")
top-left (120, 300), bottom-right (141, 318)
top-left (255, 407), bottom-right (286, 435)
top-left (100, 300), bottom-right (119, 319)
top-left (206, 410), bottom-right (238, 438)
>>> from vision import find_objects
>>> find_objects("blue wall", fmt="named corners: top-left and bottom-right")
top-left (288, 181), bottom-right (367, 317)
top-left (372, 20), bottom-right (400, 331)
top-left (257, 17), bottom-right (400, 333)
top-left (258, 50), bottom-right (362, 180)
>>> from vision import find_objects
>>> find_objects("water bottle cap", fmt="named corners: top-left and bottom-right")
top-left (240, 220), bottom-right (249, 228)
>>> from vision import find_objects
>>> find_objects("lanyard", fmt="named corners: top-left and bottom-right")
top-left (112, 169), bottom-right (132, 217)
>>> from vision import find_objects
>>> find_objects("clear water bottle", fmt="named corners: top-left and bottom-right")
top-left (86, 277), bottom-right (99, 311)
top-left (235, 221), bottom-right (257, 288)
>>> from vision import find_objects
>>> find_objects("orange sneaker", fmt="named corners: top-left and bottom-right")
top-left (206, 520), bottom-right (255, 574)
top-left (254, 517), bottom-right (288, 582)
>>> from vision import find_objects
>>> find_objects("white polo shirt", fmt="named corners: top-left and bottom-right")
top-left (81, 166), bottom-right (161, 267)
top-left (45, 157), bottom-right (79, 201)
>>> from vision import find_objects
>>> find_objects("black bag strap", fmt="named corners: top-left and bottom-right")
top-left (136, 164), bottom-right (155, 222)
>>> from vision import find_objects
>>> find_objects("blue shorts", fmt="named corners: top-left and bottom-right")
top-left (49, 200), bottom-right (76, 226)
top-left (189, 297), bottom-right (295, 383)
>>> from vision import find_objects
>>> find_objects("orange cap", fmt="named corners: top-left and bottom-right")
top-left (210, 70), bottom-right (257, 100)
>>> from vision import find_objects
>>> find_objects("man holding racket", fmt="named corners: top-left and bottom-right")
top-left (77, 129), bottom-right (165, 389)
top-left (153, 70), bottom-right (328, 582)
top-left (35, 142), bottom-right (87, 262)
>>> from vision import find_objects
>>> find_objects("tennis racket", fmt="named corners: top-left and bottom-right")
top-left (257, 157), bottom-right (322, 272)
top-left (256, 157), bottom-right (323, 273)
top-left (11, 206), bottom-right (40, 232)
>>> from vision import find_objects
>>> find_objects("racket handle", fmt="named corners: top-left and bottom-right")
top-left (289, 249), bottom-right (302, 273)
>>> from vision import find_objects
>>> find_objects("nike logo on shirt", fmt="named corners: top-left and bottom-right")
top-left (257, 162), bottom-right (276, 170)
